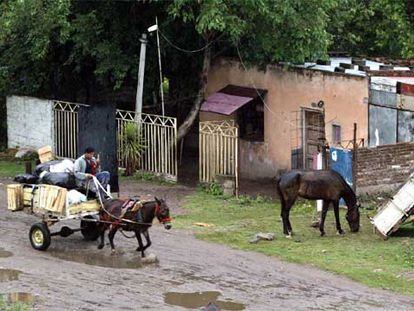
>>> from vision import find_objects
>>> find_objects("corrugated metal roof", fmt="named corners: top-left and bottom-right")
top-left (298, 57), bottom-right (411, 78)
top-left (201, 92), bottom-right (253, 115)
top-left (201, 85), bottom-right (266, 116)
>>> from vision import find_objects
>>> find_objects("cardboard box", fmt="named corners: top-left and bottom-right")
top-left (7, 184), bottom-right (23, 211)
top-left (38, 146), bottom-right (53, 163)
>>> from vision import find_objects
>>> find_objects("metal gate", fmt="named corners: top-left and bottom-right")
top-left (53, 102), bottom-right (177, 181)
top-left (116, 110), bottom-right (178, 181)
top-left (199, 120), bottom-right (238, 188)
top-left (53, 101), bottom-right (81, 159)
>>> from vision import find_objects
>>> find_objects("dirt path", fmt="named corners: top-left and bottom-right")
top-left (0, 179), bottom-right (413, 310)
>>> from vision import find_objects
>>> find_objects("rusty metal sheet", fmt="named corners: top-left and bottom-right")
top-left (397, 81), bottom-right (414, 96)
top-left (201, 92), bottom-right (253, 116)
top-left (399, 94), bottom-right (414, 111)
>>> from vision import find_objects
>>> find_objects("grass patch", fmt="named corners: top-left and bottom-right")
top-left (0, 160), bottom-right (25, 178)
top-left (0, 295), bottom-right (30, 311)
top-left (175, 191), bottom-right (414, 296)
top-left (119, 170), bottom-right (176, 186)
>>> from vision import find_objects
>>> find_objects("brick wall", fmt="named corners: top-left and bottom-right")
top-left (7, 96), bottom-right (54, 150)
top-left (356, 142), bottom-right (414, 194)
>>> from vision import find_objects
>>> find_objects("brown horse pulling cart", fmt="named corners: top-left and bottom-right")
top-left (7, 177), bottom-right (171, 255)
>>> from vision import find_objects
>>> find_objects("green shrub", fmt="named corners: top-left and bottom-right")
top-left (120, 122), bottom-right (146, 176)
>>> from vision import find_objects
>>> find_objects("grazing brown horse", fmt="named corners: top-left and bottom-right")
top-left (98, 197), bottom-right (171, 257)
top-left (276, 170), bottom-right (360, 237)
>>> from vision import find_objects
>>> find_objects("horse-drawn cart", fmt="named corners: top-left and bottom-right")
top-left (7, 182), bottom-right (104, 251)
top-left (7, 176), bottom-right (172, 256)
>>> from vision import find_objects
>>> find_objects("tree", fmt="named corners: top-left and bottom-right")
top-left (328, 0), bottom-right (414, 58)
top-left (0, 0), bottom-right (71, 96)
top-left (0, 0), bottom-right (165, 103)
top-left (168, 0), bottom-right (334, 141)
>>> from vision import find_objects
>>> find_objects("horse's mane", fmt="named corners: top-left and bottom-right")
top-left (330, 170), bottom-right (357, 208)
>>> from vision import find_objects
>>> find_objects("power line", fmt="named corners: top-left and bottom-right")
top-left (158, 29), bottom-right (223, 54)
top-left (235, 44), bottom-right (293, 126)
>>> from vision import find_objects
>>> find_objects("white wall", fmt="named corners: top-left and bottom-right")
top-left (7, 96), bottom-right (54, 150)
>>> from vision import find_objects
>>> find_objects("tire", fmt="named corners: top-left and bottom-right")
top-left (80, 216), bottom-right (101, 241)
top-left (29, 223), bottom-right (51, 251)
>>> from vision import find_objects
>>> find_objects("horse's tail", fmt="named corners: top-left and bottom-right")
top-left (275, 176), bottom-right (283, 201)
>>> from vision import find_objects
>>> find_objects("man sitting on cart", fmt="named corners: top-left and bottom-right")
top-left (74, 147), bottom-right (110, 198)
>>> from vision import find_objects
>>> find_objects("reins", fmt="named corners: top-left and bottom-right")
top-left (92, 177), bottom-right (171, 227)
top-left (93, 177), bottom-right (153, 226)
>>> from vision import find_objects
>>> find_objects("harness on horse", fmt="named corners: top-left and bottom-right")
top-left (116, 197), bottom-right (154, 238)
top-left (119, 198), bottom-right (144, 223)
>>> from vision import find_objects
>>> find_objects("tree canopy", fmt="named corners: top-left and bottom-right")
top-left (1, 0), bottom-right (414, 145)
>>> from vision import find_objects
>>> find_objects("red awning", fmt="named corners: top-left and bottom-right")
top-left (201, 92), bottom-right (253, 115)
top-left (200, 85), bottom-right (266, 116)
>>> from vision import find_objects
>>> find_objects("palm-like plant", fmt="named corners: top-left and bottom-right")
top-left (121, 122), bottom-right (146, 176)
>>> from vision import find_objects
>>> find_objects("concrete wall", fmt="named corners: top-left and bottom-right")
top-left (239, 140), bottom-right (277, 179)
top-left (356, 142), bottom-right (414, 194)
top-left (7, 96), bottom-right (54, 150)
top-left (206, 58), bottom-right (369, 177)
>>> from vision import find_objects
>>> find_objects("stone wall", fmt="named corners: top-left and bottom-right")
top-left (7, 96), bottom-right (54, 150)
top-left (356, 142), bottom-right (414, 194)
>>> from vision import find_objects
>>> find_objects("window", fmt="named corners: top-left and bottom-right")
top-left (237, 99), bottom-right (264, 142)
top-left (332, 124), bottom-right (341, 144)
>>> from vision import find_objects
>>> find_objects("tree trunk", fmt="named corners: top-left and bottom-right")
top-left (177, 46), bottom-right (211, 141)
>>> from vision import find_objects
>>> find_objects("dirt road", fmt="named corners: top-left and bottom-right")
top-left (1, 179), bottom-right (413, 310)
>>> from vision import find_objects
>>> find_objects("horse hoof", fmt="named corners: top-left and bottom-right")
top-left (337, 230), bottom-right (345, 235)
top-left (136, 247), bottom-right (142, 252)
top-left (97, 244), bottom-right (104, 250)
top-left (111, 249), bottom-right (117, 255)
top-left (285, 234), bottom-right (292, 239)
top-left (320, 232), bottom-right (326, 237)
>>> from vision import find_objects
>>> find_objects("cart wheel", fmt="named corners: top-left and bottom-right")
top-left (81, 216), bottom-right (101, 241)
top-left (29, 223), bottom-right (51, 251)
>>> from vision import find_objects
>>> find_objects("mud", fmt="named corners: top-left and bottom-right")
top-left (164, 291), bottom-right (245, 310)
top-left (1, 178), bottom-right (414, 310)
top-left (48, 248), bottom-right (144, 269)
top-left (4, 292), bottom-right (34, 304)
top-left (0, 248), bottom-right (12, 258)
top-left (0, 269), bottom-right (21, 282)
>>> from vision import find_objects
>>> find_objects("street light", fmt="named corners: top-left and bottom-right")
top-left (147, 24), bottom-right (158, 33)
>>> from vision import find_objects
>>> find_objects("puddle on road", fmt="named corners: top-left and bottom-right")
top-left (0, 269), bottom-right (21, 282)
top-left (48, 249), bottom-right (143, 269)
top-left (3, 292), bottom-right (35, 304)
top-left (164, 291), bottom-right (245, 310)
top-left (0, 248), bottom-right (13, 258)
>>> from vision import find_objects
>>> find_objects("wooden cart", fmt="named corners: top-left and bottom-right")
top-left (7, 183), bottom-right (102, 250)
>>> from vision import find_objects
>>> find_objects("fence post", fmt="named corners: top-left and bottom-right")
top-left (352, 123), bottom-right (357, 192)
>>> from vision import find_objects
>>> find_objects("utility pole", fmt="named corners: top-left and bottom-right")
top-left (155, 17), bottom-right (165, 116)
top-left (136, 33), bottom-right (147, 120)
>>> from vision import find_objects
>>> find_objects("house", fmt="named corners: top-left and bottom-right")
top-left (201, 57), bottom-right (414, 180)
